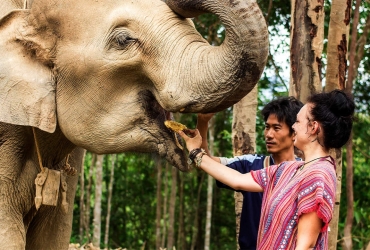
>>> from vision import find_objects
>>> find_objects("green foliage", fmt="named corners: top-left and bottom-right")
top-left (340, 114), bottom-right (370, 249)
top-left (354, 73), bottom-right (370, 116)
top-left (257, 0), bottom-right (291, 30)
top-left (72, 153), bottom-right (157, 248)
top-left (193, 14), bottom-right (225, 45)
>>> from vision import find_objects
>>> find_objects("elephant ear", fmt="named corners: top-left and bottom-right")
top-left (0, 10), bottom-right (57, 133)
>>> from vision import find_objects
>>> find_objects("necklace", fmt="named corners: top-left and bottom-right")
top-left (299, 156), bottom-right (329, 171)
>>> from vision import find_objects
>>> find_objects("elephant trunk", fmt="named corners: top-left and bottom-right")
top-left (163, 0), bottom-right (269, 113)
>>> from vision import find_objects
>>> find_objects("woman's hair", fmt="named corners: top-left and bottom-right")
top-left (307, 90), bottom-right (355, 149)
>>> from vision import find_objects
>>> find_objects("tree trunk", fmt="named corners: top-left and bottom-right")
top-left (232, 85), bottom-right (258, 249)
top-left (92, 154), bottom-right (104, 248)
top-left (343, 135), bottom-right (354, 250)
top-left (161, 162), bottom-right (169, 248)
top-left (325, 0), bottom-right (351, 91)
top-left (204, 116), bottom-right (215, 250)
top-left (341, 1), bottom-right (362, 249)
top-left (79, 153), bottom-right (85, 244)
top-left (345, 0), bottom-right (360, 93)
top-left (104, 154), bottom-right (116, 249)
top-left (167, 166), bottom-right (178, 250)
top-left (190, 172), bottom-right (205, 250)
top-left (155, 158), bottom-right (163, 250)
top-left (289, 0), bottom-right (325, 99)
top-left (325, 0), bottom-right (352, 249)
top-left (177, 172), bottom-right (186, 250)
top-left (85, 153), bottom-right (96, 242)
top-left (353, 13), bottom-right (370, 71)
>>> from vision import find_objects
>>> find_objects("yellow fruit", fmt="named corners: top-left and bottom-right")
top-left (164, 120), bottom-right (187, 132)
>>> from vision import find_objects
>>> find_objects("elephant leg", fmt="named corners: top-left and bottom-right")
top-left (0, 216), bottom-right (26, 249)
top-left (0, 179), bottom-right (27, 249)
top-left (25, 204), bottom-right (75, 250)
top-left (25, 148), bottom-right (84, 250)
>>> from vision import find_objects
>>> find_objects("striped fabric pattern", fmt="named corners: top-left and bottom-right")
top-left (251, 157), bottom-right (336, 250)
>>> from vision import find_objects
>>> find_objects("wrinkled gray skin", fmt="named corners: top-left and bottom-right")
top-left (0, 0), bottom-right (268, 249)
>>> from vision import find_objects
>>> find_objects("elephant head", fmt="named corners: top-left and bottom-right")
top-left (0, 0), bottom-right (268, 171)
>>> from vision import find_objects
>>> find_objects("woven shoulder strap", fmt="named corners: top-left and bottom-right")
top-left (263, 156), bottom-right (271, 168)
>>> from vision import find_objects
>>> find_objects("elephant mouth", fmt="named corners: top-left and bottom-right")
top-left (138, 90), bottom-right (190, 171)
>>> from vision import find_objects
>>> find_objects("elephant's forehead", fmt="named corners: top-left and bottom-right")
top-left (32, 0), bottom-right (174, 38)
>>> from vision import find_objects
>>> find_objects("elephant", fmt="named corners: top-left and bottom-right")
top-left (0, 0), bottom-right (269, 249)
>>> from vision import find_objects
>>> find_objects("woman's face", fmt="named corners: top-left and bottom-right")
top-left (292, 104), bottom-right (312, 150)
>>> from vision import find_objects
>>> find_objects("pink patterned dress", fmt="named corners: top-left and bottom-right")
top-left (251, 157), bottom-right (336, 249)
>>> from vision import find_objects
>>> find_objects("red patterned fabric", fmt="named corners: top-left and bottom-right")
top-left (251, 157), bottom-right (336, 249)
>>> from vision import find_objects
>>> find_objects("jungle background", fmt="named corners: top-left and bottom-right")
top-left (69, 0), bottom-right (370, 249)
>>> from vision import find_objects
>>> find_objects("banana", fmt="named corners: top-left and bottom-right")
top-left (164, 120), bottom-right (187, 150)
top-left (164, 120), bottom-right (187, 132)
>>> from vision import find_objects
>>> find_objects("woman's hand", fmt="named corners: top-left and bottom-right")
top-left (177, 129), bottom-right (202, 152)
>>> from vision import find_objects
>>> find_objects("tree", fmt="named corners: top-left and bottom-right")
top-left (155, 158), bottom-right (163, 250)
top-left (161, 163), bottom-right (169, 248)
top-left (289, 0), bottom-right (324, 99)
top-left (83, 153), bottom-right (96, 243)
top-left (341, 1), bottom-right (370, 249)
top-left (232, 85), bottom-right (258, 249)
top-left (341, 1), bottom-right (361, 248)
top-left (92, 154), bottom-right (104, 247)
top-left (79, 152), bottom-right (86, 244)
top-left (104, 155), bottom-right (116, 249)
top-left (167, 166), bottom-right (178, 249)
top-left (190, 170), bottom-right (205, 250)
top-left (204, 116), bottom-right (215, 250)
top-left (177, 170), bottom-right (186, 250)
top-left (325, 0), bottom-right (352, 248)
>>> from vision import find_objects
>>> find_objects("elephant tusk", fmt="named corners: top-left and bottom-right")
top-left (173, 132), bottom-right (184, 150)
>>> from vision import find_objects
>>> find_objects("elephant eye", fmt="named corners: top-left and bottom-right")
top-left (111, 32), bottom-right (138, 50)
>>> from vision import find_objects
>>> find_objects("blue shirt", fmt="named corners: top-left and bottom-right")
top-left (217, 154), bottom-right (273, 250)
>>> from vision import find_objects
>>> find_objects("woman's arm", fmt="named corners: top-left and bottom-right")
top-left (295, 211), bottom-right (322, 250)
top-left (200, 154), bottom-right (263, 192)
top-left (178, 129), bottom-right (263, 192)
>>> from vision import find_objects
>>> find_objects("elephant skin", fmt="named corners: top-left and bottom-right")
top-left (0, 0), bottom-right (268, 249)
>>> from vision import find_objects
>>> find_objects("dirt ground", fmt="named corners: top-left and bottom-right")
top-left (68, 243), bottom-right (126, 250)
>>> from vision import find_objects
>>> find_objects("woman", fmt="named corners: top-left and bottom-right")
top-left (177, 90), bottom-right (354, 250)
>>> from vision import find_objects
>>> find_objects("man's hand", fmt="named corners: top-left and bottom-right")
top-left (197, 113), bottom-right (215, 124)
top-left (196, 113), bottom-right (215, 155)
top-left (195, 113), bottom-right (222, 162)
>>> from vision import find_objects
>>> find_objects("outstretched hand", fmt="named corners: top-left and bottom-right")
top-left (177, 129), bottom-right (202, 152)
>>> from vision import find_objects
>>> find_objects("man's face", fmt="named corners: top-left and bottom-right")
top-left (264, 114), bottom-right (295, 154)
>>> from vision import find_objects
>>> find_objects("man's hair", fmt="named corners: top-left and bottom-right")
top-left (261, 96), bottom-right (303, 135)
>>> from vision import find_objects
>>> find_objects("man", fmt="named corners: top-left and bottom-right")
top-left (197, 96), bottom-right (303, 250)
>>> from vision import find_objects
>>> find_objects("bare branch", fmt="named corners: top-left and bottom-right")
top-left (265, 0), bottom-right (273, 23)
top-left (346, 0), bottom-right (361, 93)
top-left (354, 144), bottom-right (370, 159)
top-left (354, 13), bottom-right (370, 68)
top-left (268, 52), bottom-right (289, 93)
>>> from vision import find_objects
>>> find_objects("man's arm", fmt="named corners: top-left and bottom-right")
top-left (196, 113), bottom-right (221, 163)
